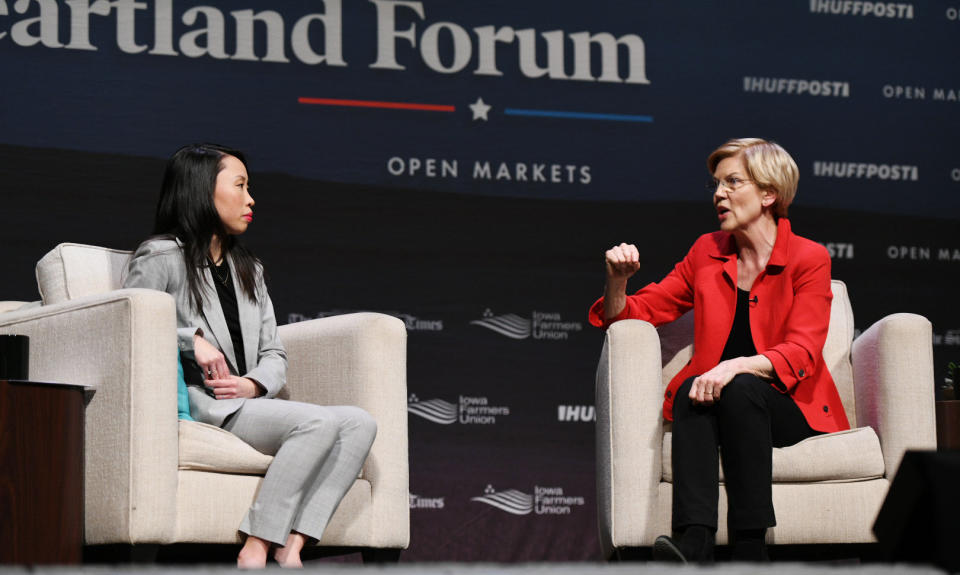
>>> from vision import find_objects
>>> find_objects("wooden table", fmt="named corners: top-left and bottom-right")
top-left (937, 400), bottom-right (960, 451)
top-left (0, 379), bottom-right (85, 565)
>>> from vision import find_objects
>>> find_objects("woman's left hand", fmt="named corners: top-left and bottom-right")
top-left (689, 360), bottom-right (741, 406)
top-left (689, 355), bottom-right (776, 406)
top-left (207, 375), bottom-right (261, 399)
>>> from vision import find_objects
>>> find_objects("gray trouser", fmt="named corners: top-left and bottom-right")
top-left (221, 398), bottom-right (377, 545)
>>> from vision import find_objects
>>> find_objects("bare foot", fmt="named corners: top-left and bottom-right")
top-left (238, 536), bottom-right (270, 569)
top-left (274, 532), bottom-right (306, 568)
top-left (273, 549), bottom-right (302, 569)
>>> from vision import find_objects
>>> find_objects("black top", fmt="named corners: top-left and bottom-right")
top-left (720, 288), bottom-right (757, 361)
top-left (211, 259), bottom-right (247, 375)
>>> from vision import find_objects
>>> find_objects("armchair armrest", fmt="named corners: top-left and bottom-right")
top-left (0, 289), bottom-right (179, 544)
top-left (0, 301), bottom-right (35, 314)
top-left (852, 313), bottom-right (936, 479)
top-left (278, 312), bottom-right (409, 548)
top-left (596, 319), bottom-right (667, 555)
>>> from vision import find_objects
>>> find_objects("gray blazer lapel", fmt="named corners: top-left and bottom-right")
top-left (230, 253), bottom-right (260, 375)
top-left (199, 265), bottom-right (240, 374)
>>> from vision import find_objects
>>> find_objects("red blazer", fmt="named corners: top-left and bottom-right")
top-left (589, 219), bottom-right (850, 433)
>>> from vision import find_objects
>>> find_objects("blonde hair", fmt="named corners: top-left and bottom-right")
top-left (707, 138), bottom-right (798, 218)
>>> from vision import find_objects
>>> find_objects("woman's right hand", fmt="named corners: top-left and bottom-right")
top-left (193, 334), bottom-right (230, 382)
top-left (605, 243), bottom-right (641, 281)
top-left (601, 243), bottom-right (640, 320)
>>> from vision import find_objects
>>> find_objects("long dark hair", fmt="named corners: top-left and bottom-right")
top-left (153, 143), bottom-right (261, 313)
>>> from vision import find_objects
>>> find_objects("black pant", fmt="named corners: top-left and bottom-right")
top-left (671, 374), bottom-right (819, 532)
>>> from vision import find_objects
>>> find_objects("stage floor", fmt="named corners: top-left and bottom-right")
top-left (0, 563), bottom-right (947, 575)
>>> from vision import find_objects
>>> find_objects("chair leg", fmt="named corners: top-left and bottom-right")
top-left (361, 548), bottom-right (402, 563)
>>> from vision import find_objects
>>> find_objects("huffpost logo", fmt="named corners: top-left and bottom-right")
top-left (557, 405), bottom-right (595, 422)
top-left (809, 1), bottom-right (915, 19)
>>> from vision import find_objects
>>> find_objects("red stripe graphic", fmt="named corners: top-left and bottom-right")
top-left (298, 97), bottom-right (455, 112)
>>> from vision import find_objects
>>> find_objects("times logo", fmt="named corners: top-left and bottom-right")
top-left (287, 310), bottom-right (443, 332)
top-left (409, 493), bottom-right (445, 510)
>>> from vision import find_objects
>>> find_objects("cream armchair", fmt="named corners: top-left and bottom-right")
top-left (595, 280), bottom-right (936, 558)
top-left (0, 243), bottom-right (409, 560)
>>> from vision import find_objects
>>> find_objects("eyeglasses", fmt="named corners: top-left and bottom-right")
top-left (707, 176), bottom-right (753, 193)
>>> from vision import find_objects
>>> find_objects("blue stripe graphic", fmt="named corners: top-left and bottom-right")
top-left (504, 108), bottom-right (654, 123)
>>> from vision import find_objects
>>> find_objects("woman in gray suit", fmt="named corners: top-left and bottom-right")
top-left (123, 144), bottom-right (377, 568)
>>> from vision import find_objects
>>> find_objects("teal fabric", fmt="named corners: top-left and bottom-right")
top-left (177, 353), bottom-right (195, 421)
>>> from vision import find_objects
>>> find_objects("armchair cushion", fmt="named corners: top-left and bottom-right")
top-left (178, 420), bottom-right (273, 474)
top-left (661, 426), bottom-right (885, 483)
top-left (177, 417), bottom-right (371, 478)
top-left (36, 243), bottom-right (132, 304)
top-left (0, 301), bottom-right (39, 314)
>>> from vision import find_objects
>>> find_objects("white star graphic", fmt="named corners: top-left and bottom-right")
top-left (469, 97), bottom-right (492, 121)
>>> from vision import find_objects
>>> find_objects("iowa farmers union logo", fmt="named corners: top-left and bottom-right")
top-left (470, 309), bottom-right (582, 340)
top-left (408, 394), bottom-right (510, 425)
top-left (471, 484), bottom-right (586, 515)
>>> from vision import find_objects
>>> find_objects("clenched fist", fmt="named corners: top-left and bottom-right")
top-left (605, 243), bottom-right (641, 281)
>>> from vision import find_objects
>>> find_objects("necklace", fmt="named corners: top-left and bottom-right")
top-left (210, 259), bottom-right (229, 286)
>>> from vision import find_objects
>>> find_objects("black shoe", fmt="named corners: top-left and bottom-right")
top-left (731, 528), bottom-right (769, 562)
top-left (652, 535), bottom-right (687, 563)
top-left (678, 524), bottom-right (716, 564)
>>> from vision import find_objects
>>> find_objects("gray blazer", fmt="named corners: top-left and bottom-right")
top-left (122, 238), bottom-right (287, 426)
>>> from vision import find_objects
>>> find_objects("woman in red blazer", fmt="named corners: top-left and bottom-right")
top-left (589, 138), bottom-right (849, 563)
